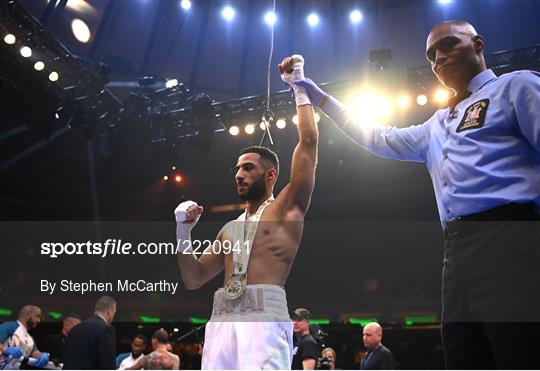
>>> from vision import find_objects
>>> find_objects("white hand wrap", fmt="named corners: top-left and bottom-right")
top-left (281, 54), bottom-right (311, 107)
top-left (174, 200), bottom-right (198, 222)
top-left (174, 201), bottom-right (200, 254)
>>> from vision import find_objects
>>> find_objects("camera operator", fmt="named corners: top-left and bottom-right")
top-left (318, 347), bottom-right (336, 370)
top-left (292, 308), bottom-right (318, 370)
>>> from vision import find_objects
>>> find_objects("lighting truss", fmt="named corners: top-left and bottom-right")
top-left (0, 1), bottom-right (124, 139)
top-left (120, 44), bottom-right (540, 149)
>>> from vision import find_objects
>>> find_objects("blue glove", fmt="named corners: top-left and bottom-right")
top-left (3, 347), bottom-right (23, 358)
top-left (293, 78), bottom-right (328, 107)
top-left (35, 352), bottom-right (49, 368)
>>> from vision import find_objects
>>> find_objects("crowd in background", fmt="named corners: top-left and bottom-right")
top-left (0, 297), bottom-right (394, 370)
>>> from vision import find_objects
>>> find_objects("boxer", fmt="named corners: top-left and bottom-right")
top-left (175, 55), bottom-right (318, 369)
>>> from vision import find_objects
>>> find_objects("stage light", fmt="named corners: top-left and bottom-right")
top-left (173, 327), bottom-right (179, 332)
top-left (416, 94), bottom-right (428, 106)
top-left (433, 88), bottom-right (450, 104)
top-left (71, 19), bottom-right (91, 43)
top-left (175, 175), bottom-right (182, 183)
top-left (244, 124), bottom-right (255, 135)
top-left (165, 79), bottom-right (178, 88)
top-left (350, 10), bottom-right (362, 24)
top-left (3, 34), bottom-right (16, 45)
top-left (222, 6), bottom-right (235, 21)
top-left (49, 71), bottom-right (59, 82)
top-left (172, 166), bottom-right (176, 170)
top-left (55, 113), bottom-right (60, 119)
top-left (65, 0), bottom-right (98, 16)
top-left (396, 94), bottom-right (410, 109)
top-left (20, 46), bottom-right (32, 58)
top-left (310, 318), bottom-right (331, 325)
top-left (307, 13), bottom-right (319, 27)
top-left (292, 114), bottom-right (299, 125)
top-left (163, 175), bottom-right (169, 181)
top-left (314, 112), bottom-right (320, 123)
top-left (229, 125), bottom-right (239, 136)
top-left (405, 315), bottom-right (438, 326)
top-left (264, 11), bottom-right (277, 26)
top-left (139, 315), bottom-right (160, 324)
top-left (276, 119), bottom-right (286, 129)
top-left (0, 308), bottom-right (13, 316)
top-left (348, 317), bottom-right (378, 326)
top-left (48, 311), bottom-right (63, 320)
top-left (34, 61), bottom-right (45, 71)
top-left (189, 316), bottom-right (209, 325)
top-left (346, 92), bottom-right (393, 125)
top-left (438, 0), bottom-right (452, 4)
top-left (181, 0), bottom-right (191, 10)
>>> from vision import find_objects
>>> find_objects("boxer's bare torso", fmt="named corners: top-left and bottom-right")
top-left (219, 189), bottom-right (304, 287)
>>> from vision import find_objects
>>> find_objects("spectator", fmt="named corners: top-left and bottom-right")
top-left (292, 308), bottom-right (318, 370)
top-left (63, 296), bottom-right (117, 370)
top-left (117, 334), bottom-right (147, 369)
top-left (360, 322), bottom-right (394, 370)
top-left (128, 329), bottom-right (179, 370)
top-left (40, 314), bottom-right (81, 362)
top-left (318, 347), bottom-right (336, 370)
top-left (0, 305), bottom-right (49, 369)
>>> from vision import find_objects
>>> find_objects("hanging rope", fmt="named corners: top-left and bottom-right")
top-left (260, 0), bottom-right (277, 146)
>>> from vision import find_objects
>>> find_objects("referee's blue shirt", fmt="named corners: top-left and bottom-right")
top-left (334, 69), bottom-right (540, 225)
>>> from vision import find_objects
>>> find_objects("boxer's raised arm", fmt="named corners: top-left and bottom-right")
top-left (278, 55), bottom-right (319, 215)
top-left (286, 104), bottom-right (318, 214)
top-left (175, 203), bottom-right (225, 290)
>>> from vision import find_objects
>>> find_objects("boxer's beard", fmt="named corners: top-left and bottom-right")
top-left (239, 175), bottom-right (266, 201)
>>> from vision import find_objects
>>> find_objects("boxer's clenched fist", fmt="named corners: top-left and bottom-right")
top-left (278, 54), bottom-right (311, 106)
top-left (174, 200), bottom-right (203, 225)
top-left (278, 56), bottom-right (294, 75)
top-left (278, 54), bottom-right (305, 86)
top-left (185, 204), bottom-right (204, 224)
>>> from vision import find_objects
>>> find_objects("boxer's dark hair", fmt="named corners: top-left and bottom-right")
top-left (152, 328), bottom-right (169, 344)
top-left (240, 146), bottom-right (279, 174)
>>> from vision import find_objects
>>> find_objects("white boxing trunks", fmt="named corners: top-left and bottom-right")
top-left (201, 284), bottom-right (293, 370)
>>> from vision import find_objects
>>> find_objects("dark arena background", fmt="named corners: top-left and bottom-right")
top-left (1, 0), bottom-right (540, 369)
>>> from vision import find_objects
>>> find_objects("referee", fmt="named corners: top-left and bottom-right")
top-left (295, 20), bottom-right (540, 369)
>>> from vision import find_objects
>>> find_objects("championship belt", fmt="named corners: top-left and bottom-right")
top-left (224, 274), bottom-right (247, 300)
top-left (224, 196), bottom-right (274, 300)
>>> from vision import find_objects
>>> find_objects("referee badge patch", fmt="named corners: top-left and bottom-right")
top-left (456, 99), bottom-right (489, 133)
